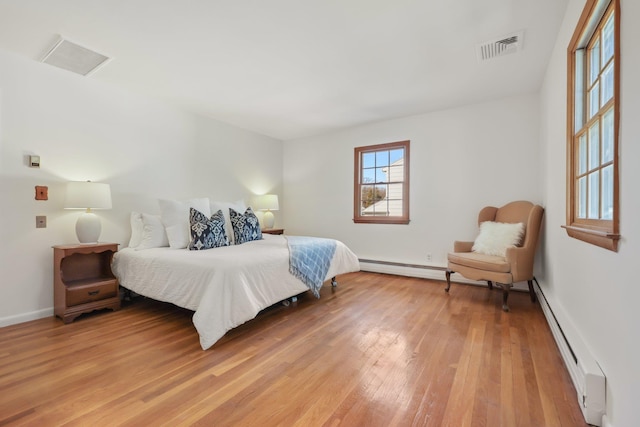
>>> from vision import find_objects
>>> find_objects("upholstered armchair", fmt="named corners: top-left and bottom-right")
top-left (445, 201), bottom-right (544, 311)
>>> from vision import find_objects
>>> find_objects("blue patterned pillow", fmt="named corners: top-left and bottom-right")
top-left (230, 207), bottom-right (262, 244)
top-left (188, 208), bottom-right (229, 250)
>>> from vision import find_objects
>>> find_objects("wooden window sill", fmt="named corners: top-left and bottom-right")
top-left (562, 225), bottom-right (620, 252)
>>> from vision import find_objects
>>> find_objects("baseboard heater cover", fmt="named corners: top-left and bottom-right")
top-left (534, 282), bottom-right (605, 426)
top-left (358, 258), bottom-right (530, 290)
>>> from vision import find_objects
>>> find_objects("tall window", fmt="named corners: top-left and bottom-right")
top-left (565, 0), bottom-right (620, 251)
top-left (353, 140), bottom-right (409, 224)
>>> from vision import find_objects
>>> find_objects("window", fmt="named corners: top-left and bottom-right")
top-left (353, 140), bottom-right (409, 224)
top-left (564, 0), bottom-right (620, 251)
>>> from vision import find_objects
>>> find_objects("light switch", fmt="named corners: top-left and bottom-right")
top-left (29, 155), bottom-right (40, 168)
top-left (36, 216), bottom-right (47, 228)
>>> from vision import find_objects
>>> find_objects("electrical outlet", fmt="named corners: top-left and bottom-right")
top-left (426, 253), bottom-right (432, 262)
top-left (36, 216), bottom-right (46, 228)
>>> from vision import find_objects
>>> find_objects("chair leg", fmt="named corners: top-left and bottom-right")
top-left (445, 270), bottom-right (453, 292)
top-left (487, 280), bottom-right (493, 290)
top-left (528, 279), bottom-right (537, 303)
top-left (501, 283), bottom-right (512, 312)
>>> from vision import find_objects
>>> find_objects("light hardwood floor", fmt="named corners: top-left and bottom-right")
top-left (0, 272), bottom-right (587, 426)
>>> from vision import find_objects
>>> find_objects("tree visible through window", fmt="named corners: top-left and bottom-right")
top-left (354, 140), bottom-right (409, 224)
top-left (564, 0), bottom-right (620, 251)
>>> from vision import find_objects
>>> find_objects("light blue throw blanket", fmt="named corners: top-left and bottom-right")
top-left (286, 236), bottom-right (337, 298)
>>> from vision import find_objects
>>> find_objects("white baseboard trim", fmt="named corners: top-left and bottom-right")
top-left (358, 259), bottom-right (529, 291)
top-left (0, 307), bottom-right (53, 328)
top-left (534, 281), bottom-right (605, 426)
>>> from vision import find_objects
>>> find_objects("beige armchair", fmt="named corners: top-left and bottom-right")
top-left (445, 201), bottom-right (544, 311)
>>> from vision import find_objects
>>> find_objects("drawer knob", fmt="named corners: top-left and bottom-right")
top-left (88, 290), bottom-right (100, 296)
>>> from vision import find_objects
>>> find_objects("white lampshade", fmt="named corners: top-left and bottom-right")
top-left (64, 181), bottom-right (112, 243)
top-left (258, 194), bottom-right (279, 211)
top-left (258, 194), bottom-right (279, 229)
top-left (64, 181), bottom-right (112, 210)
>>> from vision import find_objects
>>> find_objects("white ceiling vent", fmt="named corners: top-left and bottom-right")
top-left (41, 38), bottom-right (110, 76)
top-left (477, 31), bottom-right (524, 62)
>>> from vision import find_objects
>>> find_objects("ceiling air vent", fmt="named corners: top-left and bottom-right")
top-left (41, 38), bottom-right (110, 76)
top-left (477, 31), bottom-right (524, 62)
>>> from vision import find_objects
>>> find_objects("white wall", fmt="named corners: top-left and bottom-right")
top-left (283, 94), bottom-right (542, 269)
top-left (540, 1), bottom-right (639, 426)
top-left (0, 49), bottom-right (283, 325)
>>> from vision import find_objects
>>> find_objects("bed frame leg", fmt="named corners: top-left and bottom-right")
top-left (331, 277), bottom-right (338, 287)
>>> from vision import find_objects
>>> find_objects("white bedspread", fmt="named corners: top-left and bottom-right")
top-left (112, 234), bottom-right (360, 349)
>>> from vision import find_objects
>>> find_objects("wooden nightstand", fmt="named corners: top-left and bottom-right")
top-left (262, 228), bottom-right (284, 235)
top-left (53, 243), bottom-right (121, 323)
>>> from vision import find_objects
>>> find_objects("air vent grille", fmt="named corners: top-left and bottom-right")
top-left (477, 31), bottom-right (524, 62)
top-left (41, 38), bottom-right (110, 76)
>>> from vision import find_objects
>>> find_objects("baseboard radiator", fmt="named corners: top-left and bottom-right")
top-left (534, 282), bottom-right (605, 426)
top-left (359, 259), bottom-right (606, 426)
top-left (358, 259), bottom-right (530, 290)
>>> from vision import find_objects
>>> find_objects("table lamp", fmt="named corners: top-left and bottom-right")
top-left (64, 181), bottom-right (112, 243)
top-left (259, 194), bottom-right (279, 229)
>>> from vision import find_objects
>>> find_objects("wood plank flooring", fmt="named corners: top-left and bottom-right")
top-left (0, 272), bottom-right (587, 426)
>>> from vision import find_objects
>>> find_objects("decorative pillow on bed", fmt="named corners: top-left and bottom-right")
top-left (136, 213), bottom-right (170, 250)
top-left (188, 208), bottom-right (229, 250)
top-left (210, 200), bottom-right (246, 245)
top-left (159, 198), bottom-right (210, 249)
top-left (229, 207), bottom-right (262, 245)
top-left (472, 221), bottom-right (524, 257)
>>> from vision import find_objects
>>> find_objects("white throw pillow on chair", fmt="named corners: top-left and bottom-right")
top-left (472, 221), bottom-right (524, 257)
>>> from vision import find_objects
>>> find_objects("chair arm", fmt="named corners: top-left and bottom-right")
top-left (453, 241), bottom-right (474, 253)
top-left (505, 246), bottom-right (534, 282)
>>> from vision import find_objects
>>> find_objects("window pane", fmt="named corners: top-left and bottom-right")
top-left (589, 38), bottom-right (600, 85)
top-left (602, 62), bottom-right (614, 105)
top-left (578, 134), bottom-right (587, 174)
top-left (574, 50), bottom-right (585, 130)
top-left (374, 185), bottom-right (388, 215)
top-left (387, 183), bottom-right (403, 202)
top-left (589, 83), bottom-right (600, 119)
top-left (578, 176), bottom-right (587, 219)
top-left (360, 185), bottom-right (382, 212)
top-left (588, 171), bottom-right (600, 219)
top-left (589, 122), bottom-right (600, 170)
top-left (375, 167), bottom-right (388, 183)
top-left (602, 13), bottom-right (614, 63)
top-left (363, 152), bottom-right (375, 168)
top-left (602, 108), bottom-right (614, 163)
top-left (389, 148), bottom-right (404, 164)
top-left (602, 165), bottom-right (613, 220)
top-left (387, 165), bottom-right (404, 183)
top-left (387, 199), bottom-right (403, 217)
top-left (362, 168), bottom-right (375, 183)
top-left (376, 151), bottom-right (389, 167)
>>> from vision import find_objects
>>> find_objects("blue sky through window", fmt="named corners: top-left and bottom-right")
top-left (362, 148), bottom-right (404, 183)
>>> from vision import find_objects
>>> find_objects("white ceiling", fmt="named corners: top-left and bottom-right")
top-left (0, 0), bottom-right (568, 140)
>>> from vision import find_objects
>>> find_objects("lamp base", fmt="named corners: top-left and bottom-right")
top-left (76, 212), bottom-right (102, 243)
top-left (263, 211), bottom-right (275, 229)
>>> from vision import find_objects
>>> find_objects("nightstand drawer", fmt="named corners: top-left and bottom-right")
top-left (66, 279), bottom-right (117, 306)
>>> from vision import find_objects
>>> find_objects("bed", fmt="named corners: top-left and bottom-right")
top-left (112, 234), bottom-right (360, 350)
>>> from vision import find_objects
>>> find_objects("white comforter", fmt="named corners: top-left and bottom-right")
top-left (112, 234), bottom-right (360, 349)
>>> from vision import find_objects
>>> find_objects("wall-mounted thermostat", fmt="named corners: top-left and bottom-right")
top-left (29, 155), bottom-right (41, 168)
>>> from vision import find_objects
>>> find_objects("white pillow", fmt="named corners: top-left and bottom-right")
top-left (159, 198), bottom-right (210, 249)
top-left (472, 221), bottom-right (524, 257)
top-left (128, 211), bottom-right (144, 249)
top-left (210, 199), bottom-right (246, 244)
top-left (136, 213), bottom-right (169, 250)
